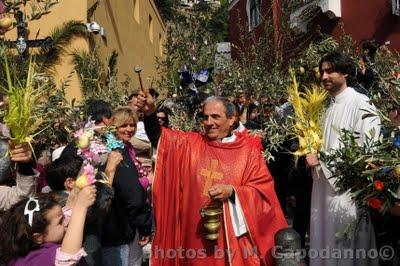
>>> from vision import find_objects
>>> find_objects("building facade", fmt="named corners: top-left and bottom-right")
top-left (229, 0), bottom-right (400, 59)
top-left (89, 0), bottom-right (165, 93)
top-left (180, 0), bottom-right (221, 9)
top-left (4, 0), bottom-right (165, 101)
top-left (228, 0), bottom-right (273, 59)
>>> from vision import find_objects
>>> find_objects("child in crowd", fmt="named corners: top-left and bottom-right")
top-left (0, 186), bottom-right (96, 265)
top-left (46, 156), bottom-right (86, 222)
top-left (45, 152), bottom-right (122, 265)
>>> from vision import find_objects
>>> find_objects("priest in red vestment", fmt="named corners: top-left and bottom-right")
top-left (136, 93), bottom-right (287, 265)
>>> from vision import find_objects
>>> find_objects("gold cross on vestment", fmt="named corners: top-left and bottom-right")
top-left (200, 159), bottom-right (224, 196)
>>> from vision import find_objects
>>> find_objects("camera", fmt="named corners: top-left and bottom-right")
top-left (86, 22), bottom-right (105, 35)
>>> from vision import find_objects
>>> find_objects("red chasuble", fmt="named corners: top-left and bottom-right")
top-left (234, 129), bottom-right (263, 152)
top-left (151, 128), bottom-right (287, 266)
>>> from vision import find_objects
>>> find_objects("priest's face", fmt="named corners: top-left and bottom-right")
top-left (203, 101), bottom-right (235, 141)
top-left (320, 61), bottom-right (348, 95)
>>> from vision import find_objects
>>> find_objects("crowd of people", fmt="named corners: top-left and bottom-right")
top-left (0, 50), bottom-right (399, 266)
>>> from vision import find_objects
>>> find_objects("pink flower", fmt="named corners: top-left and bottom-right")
top-left (92, 154), bottom-right (101, 164)
top-left (83, 149), bottom-right (95, 162)
top-left (83, 164), bottom-right (96, 184)
top-left (74, 128), bottom-right (84, 138)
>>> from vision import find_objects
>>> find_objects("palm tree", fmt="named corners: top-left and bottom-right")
top-left (38, 20), bottom-right (88, 72)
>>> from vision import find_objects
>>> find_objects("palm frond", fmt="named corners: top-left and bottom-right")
top-left (1, 55), bottom-right (50, 145)
top-left (289, 71), bottom-right (328, 157)
top-left (38, 20), bottom-right (88, 70)
top-left (72, 51), bottom-right (102, 95)
top-left (106, 50), bottom-right (118, 86)
top-left (87, 0), bottom-right (100, 21)
top-left (288, 69), bottom-right (304, 121)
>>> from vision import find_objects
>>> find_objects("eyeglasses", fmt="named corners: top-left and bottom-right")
top-left (157, 116), bottom-right (166, 121)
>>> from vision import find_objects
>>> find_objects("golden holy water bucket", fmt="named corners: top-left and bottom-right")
top-left (200, 205), bottom-right (223, 241)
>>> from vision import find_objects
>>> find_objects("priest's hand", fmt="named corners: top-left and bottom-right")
top-left (136, 90), bottom-right (155, 116)
top-left (208, 184), bottom-right (234, 201)
top-left (305, 153), bottom-right (319, 168)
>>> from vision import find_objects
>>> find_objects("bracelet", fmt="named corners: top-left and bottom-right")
top-left (98, 171), bottom-right (112, 187)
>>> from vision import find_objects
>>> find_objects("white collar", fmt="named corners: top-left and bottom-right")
top-left (233, 122), bottom-right (246, 133)
top-left (333, 87), bottom-right (354, 104)
top-left (221, 134), bottom-right (236, 143)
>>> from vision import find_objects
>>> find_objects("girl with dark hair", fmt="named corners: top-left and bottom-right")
top-left (0, 186), bottom-right (96, 265)
top-left (46, 153), bottom-right (121, 265)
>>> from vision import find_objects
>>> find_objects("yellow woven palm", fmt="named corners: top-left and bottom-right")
top-left (289, 71), bottom-right (327, 156)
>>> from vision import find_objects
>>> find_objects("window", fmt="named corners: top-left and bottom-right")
top-left (149, 15), bottom-right (153, 43)
top-left (133, 0), bottom-right (140, 23)
top-left (393, 0), bottom-right (400, 16)
top-left (247, 0), bottom-right (261, 30)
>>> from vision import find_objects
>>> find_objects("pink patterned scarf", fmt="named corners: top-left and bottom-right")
top-left (125, 142), bottom-right (150, 190)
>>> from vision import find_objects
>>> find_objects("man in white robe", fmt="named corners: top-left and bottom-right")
top-left (306, 52), bottom-right (380, 266)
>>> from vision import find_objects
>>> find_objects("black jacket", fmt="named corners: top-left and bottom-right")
top-left (144, 113), bottom-right (161, 148)
top-left (101, 147), bottom-right (152, 246)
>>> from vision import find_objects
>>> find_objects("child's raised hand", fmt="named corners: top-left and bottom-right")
top-left (104, 151), bottom-right (123, 185)
top-left (61, 185), bottom-right (96, 255)
top-left (106, 151), bottom-right (123, 171)
top-left (75, 185), bottom-right (97, 209)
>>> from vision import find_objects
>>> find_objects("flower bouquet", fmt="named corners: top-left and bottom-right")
top-left (73, 120), bottom-right (124, 189)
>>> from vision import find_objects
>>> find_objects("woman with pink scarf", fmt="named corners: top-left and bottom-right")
top-left (100, 107), bottom-right (152, 266)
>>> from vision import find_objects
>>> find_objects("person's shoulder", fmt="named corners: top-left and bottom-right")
top-left (234, 131), bottom-right (263, 152)
top-left (51, 146), bottom-right (66, 162)
top-left (11, 243), bottom-right (59, 266)
top-left (163, 127), bottom-right (202, 142)
top-left (354, 90), bottom-right (370, 101)
top-left (348, 87), bottom-right (374, 107)
top-left (59, 141), bottom-right (78, 160)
